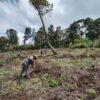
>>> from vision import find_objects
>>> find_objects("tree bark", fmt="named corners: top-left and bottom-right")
top-left (37, 10), bottom-right (57, 55)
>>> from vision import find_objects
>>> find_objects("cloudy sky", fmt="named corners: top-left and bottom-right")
top-left (0, 0), bottom-right (100, 44)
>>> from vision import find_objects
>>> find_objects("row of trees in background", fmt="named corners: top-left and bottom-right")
top-left (67, 17), bottom-right (100, 46)
top-left (35, 17), bottom-right (100, 48)
top-left (0, 17), bottom-right (100, 51)
top-left (0, 29), bottom-right (18, 51)
top-left (35, 25), bottom-right (65, 48)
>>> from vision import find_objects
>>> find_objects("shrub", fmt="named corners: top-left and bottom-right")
top-left (13, 45), bottom-right (40, 51)
top-left (49, 79), bottom-right (58, 88)
top-left (87, 88), bottom-right (96, 97)
top-left (67, 83), bottom-right (78, 92)
top-left (74, 38), bottom-right (92, 48)
top-left (0, 48), bottom-right (11, 52)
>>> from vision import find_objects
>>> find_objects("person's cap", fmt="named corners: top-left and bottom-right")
top-left (33, 55), bottom-right (38, 60)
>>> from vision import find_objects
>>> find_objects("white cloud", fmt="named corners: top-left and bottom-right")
top-left (0, 0), bottom-right (100, 44)
top-left (0, 0), bottom-right (40, 44)
top-left (17, 32), bottom-right (24, 44)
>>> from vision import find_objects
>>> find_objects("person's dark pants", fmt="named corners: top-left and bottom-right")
top-left (20, 64), bottom-right (30, 78)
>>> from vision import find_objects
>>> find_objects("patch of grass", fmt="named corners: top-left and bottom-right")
top-left (87, 88), bottom-right (96, 97)
top-left (41, 73), bottom-right (49, 81)
top-left (67, 83), bottom-right (78, 92)
top-left (0, 80), bottom-right (19, 95)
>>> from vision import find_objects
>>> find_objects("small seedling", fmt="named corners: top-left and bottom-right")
top-left (49, 79), bottom-right (58, 88)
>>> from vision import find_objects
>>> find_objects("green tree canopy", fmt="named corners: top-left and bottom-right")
top-left (23, 27), bottom-right (32, 45)
top-left (35, 27), bottom-right (45, 48)
top-left (6, 29), bottom-right (18, 45)
top-left (0, 36), bottom-right (8, 51)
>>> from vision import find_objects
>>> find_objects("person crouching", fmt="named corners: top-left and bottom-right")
top-left (20, 55), bottom-right (37, 79)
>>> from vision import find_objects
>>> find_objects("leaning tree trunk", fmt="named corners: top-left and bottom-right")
top-left (38, 10), bottom-right (57, 55)
top-left (23, 40), bottom-right (26, 45)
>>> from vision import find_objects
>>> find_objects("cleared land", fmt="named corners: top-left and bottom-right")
top-left (0, 48), bottom-right (100, 100)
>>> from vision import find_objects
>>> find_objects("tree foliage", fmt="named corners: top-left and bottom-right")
top-left (35, 17), bottom-right (100, 48)
top-left (23, 27), bottom-right (32, 45)
top-left (35, 27), bottom-right (45, 48)
top-left (0, 36), bottom-right (8, 50)
top-left (6, 29), bottom-right (18, 45)
top-left (29, 0), bottom-right (53, 15)
top-left (67, 22), bottom-right (79, 45)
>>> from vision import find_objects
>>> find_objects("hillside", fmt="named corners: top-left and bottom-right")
top-left (0, 48), bottom-right (100, 100)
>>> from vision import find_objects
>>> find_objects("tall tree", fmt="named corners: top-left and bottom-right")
top-left (94, 18), bottom-right (100, 38)
top-left (6, 29), bottom-right (18, 45)
top-left (35, 27), bottom-right (45, 48)
top-left (29, 0), bottom-right (57, 54)
top-left (84, 18), bottom-right (97, 45)
top-left (0, 36), bottom-right (8, 50)
top-left (54, 26), bottom-right (63, 47)
top-left (75, 19), bottom-right (85, 38)
top-left (23, 27), bottom-right (31, 45)
top-left (48, 24), bottom-right (55, 45)
top-left (86, 29), bottom-right (97, 45)
top-left (67, 22), bottom-right (79, 45)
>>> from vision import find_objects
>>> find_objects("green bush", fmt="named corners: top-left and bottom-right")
top-left (87, 88), bottom-right (96, 97)
top-left (67, 83), bottom-right (78, 92)
top-left (0, 47), bottom-right (11, 52)
top-left (49, 79), bottom-right (58, 88)
top-left (0, 44), bottom-right (42, 52)
top-left (13, 45), bottom-right (40, 51)
top-left (74, 38), bottom-right (92, 48)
